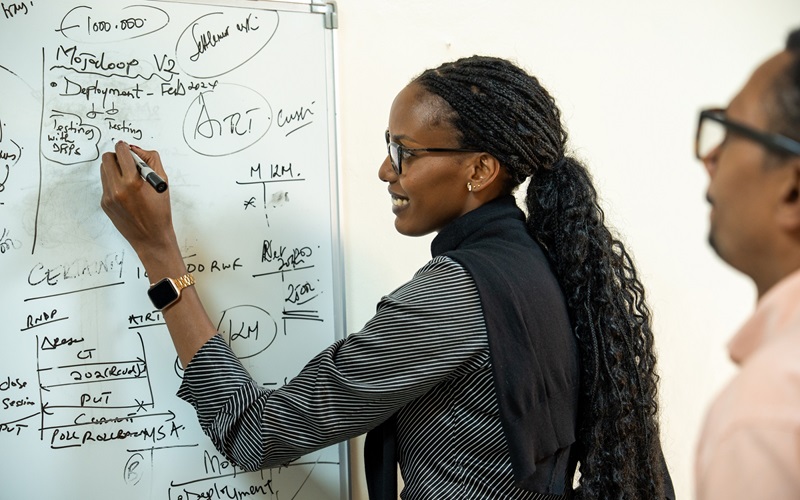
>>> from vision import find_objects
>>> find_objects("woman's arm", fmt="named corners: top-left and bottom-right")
top-left (179, 257), bottom-right (490, 469)
top-left (99, 141), bottom-right (216, 366)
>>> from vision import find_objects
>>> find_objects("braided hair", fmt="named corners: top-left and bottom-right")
top-left (415, 56), bottom-right (667, 499)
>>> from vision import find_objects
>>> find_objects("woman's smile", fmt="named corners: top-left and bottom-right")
top-left (390, 191), bottom-right (409, 213)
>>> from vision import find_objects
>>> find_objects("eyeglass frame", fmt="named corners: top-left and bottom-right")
top-left (695, 107), bottom-right (800, 160)
top-left (385, 130), bottom-right (482, 175)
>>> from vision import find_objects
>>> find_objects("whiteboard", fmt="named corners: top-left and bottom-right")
top-left (0, 0), bottom-right (348, 499)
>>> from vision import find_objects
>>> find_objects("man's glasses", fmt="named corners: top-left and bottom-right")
top-left (385, 130), bottom-right (481, 175)
top-left (695, 108), bottom-right (800, 160)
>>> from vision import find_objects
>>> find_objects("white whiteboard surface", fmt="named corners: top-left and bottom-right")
top-left (0, 1), bottom-right (347, 498)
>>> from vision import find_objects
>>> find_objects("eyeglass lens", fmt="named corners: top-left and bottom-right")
top-left (385, 131), bottom-right (401, 174)
top-left (698, 117), bottom-right (726, 159)
top-left (391, 144), bottom-right (401, 173)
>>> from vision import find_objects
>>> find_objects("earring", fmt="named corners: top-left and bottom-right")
top-left (467, 182), bottom-right (473, 192)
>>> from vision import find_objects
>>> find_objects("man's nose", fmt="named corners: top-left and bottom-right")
top-left (701, 145), bottom-right (720, 178)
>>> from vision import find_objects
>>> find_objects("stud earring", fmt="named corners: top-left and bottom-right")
top-left (467, 182), bottom-right (473, 192)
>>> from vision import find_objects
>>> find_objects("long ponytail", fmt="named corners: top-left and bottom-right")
top-left (527, 157), bottom-right (663, 499)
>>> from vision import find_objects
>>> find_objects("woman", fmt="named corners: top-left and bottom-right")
top-left (100, 56), bottom-right (673, 499)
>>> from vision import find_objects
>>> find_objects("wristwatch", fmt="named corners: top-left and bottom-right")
top-left (147, 273), bottom-right (195, 310)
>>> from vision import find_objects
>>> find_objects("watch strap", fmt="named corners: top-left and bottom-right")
top-left (172, 273), bottom-right (195, 291)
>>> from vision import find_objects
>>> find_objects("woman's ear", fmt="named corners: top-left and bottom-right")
top-left (467, 153), bottom-right (504, 194)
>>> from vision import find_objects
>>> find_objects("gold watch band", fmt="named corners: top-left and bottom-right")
top-left (173, 273), bottom-right (195, 291)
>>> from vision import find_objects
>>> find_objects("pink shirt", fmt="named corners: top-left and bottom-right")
top-left (696, 269), bottom-right (800, 499)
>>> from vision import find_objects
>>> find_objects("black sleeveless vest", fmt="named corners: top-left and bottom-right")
top-left (433, 195), bottom-right (579, 493)
top-left (365, 196), bottom-right (580, 497)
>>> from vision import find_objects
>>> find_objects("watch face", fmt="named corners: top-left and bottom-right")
top-left (147, 278), bottom-right (180, 309)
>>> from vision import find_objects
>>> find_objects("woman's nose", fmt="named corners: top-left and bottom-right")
top-left (378, 155), bottom-right (396, 182)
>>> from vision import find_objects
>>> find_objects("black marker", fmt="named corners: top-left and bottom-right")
top-left (130, 148), bottom-right (168, 193)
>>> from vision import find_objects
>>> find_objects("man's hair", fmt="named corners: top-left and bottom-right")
top-left (770, 28), bottom-right (800, 141)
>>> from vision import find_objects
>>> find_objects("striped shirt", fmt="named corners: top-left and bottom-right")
top-left (178, 256), bottom-right (565, 499)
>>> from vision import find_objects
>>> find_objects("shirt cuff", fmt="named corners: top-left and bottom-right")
top-left (176, 334), bottom-right (258, 429)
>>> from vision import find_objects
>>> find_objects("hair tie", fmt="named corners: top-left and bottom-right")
top-left (552, 156), bottom-right (569, 170)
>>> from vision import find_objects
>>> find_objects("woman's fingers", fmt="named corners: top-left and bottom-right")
top-left (131, 144), bottom-right (168, 180)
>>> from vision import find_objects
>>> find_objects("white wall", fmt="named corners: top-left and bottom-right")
top-left (333, 2), bottom-right (800, 498)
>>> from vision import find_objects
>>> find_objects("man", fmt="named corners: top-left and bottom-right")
top-left (695, 28), bottom-right (800, 498)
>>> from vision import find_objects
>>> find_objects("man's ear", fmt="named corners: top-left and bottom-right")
top-left (777, 158), bottom-right (800, 231)
top-left (467, 153), bottom-right (504, 193)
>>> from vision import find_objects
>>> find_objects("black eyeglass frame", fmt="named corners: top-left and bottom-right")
top-left (696, 108), bottom-right (800, 160)
top-left (385, 130), bottom-right (481, 175)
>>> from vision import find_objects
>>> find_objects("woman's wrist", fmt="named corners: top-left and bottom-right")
top-left (136, 239), bottom-right (187, 282)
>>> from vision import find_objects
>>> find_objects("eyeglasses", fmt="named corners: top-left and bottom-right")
top-left (385, 130), bottom-right (481, 175)
top-left (695, 108), bottom-right (800, 160)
